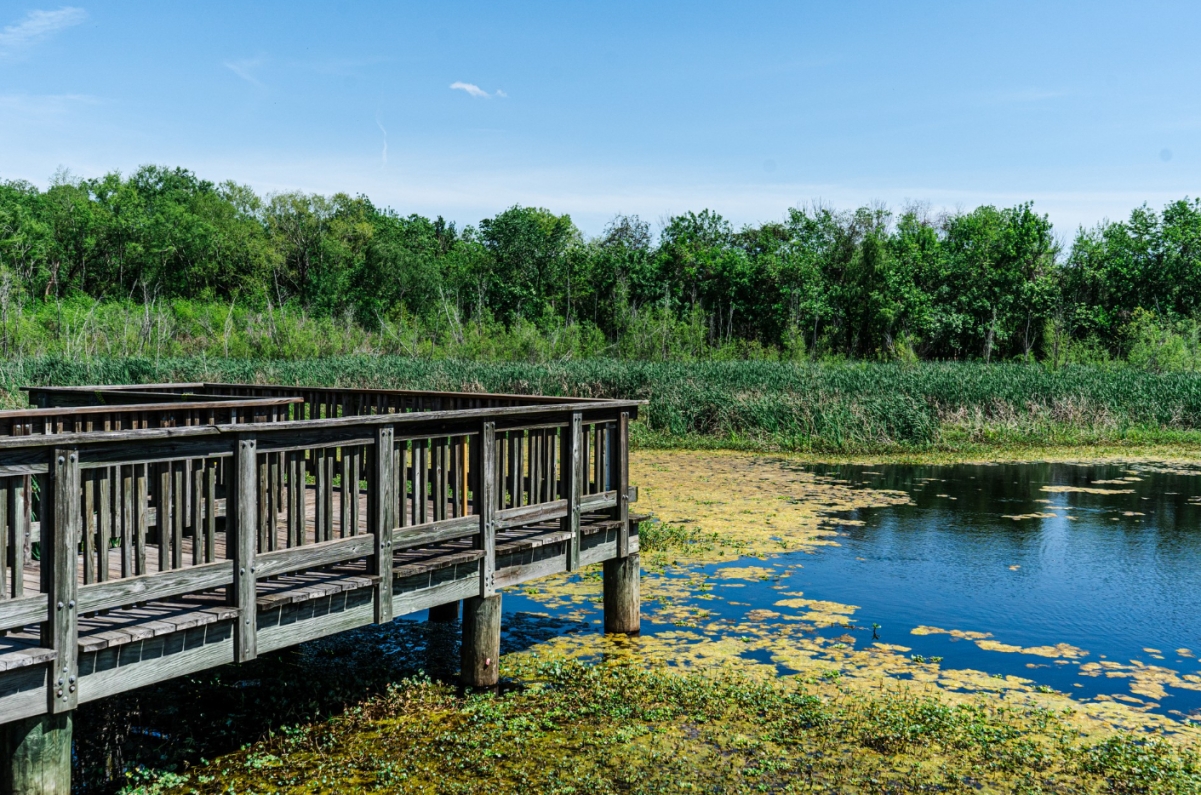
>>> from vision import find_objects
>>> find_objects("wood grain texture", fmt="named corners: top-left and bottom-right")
top-left (460, 594), bottom-right (500, 688)
top-left (47, 448), bottom-right (80, 714)
top-left (478, 423), bottom-right (496, 597)
top-left (231, 436), bottom-right (257, 662)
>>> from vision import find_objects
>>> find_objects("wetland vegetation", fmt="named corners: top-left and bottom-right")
top-left (89, 450), bottom-right (1201, 794)
top-left (9, 356), bottom-right (1201, 456)
top-left (11, 167), bottom-right (1201, 792)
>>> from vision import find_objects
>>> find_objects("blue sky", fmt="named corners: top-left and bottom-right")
top-left (1, 1), bottom-right (1198, 236)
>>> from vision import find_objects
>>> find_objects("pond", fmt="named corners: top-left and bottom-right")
top-left (500, 459), bottom-right (1201, 723)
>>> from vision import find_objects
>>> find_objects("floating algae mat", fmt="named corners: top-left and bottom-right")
top-left (503, 452), bottom-right (1201, 731)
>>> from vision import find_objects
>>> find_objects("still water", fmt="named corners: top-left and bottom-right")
top-left (503, 461), bottom-right (1201, 720)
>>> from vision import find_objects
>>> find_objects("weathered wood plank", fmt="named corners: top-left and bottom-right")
top-left (255, 535), bottom-right (374, 579)
top-left (562, 413), bottom-right (582, 570)
top-left (369, 425), bottom-right (394, 623)
top-left (77, 624), bottom-right (234, 703)
top-left (76, 561), bottom-right (233, 614)
top-left (478, 422), bottom-right (497, 597)
top-left (0, 594), bottom-right (48, 632)
top-left (231, 436), bottom-right (257, 662)
top-left (391, 515), bottom-right (479, 551)
top-left (48, 446), bottom-right (80, 713)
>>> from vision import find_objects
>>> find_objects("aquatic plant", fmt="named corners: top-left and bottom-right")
top-left (155, 659), bottom-right (1201, 794)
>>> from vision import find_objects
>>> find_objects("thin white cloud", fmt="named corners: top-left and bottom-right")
top-left (224, 57), bottom-right (265, 88)
top-left (450, 81), bottom-right (506, 99)
top-left (0, 92), bottom-right (97, 118)
top-left (0, 6), bottom-right (87, 53)
top-left (376, 118), bottom-right (388, 165)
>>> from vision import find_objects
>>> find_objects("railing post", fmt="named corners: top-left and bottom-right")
top-left (478, 422), bottom-right (496, 596)
top-left (561, 413), bottom-right (582, 570)
top-left (370, 425), bottom-right (394, 623)
top-left (231, 436), bottom-right (257, 662)
top-left (611, 412), bottom-right (630, 558)
top-left (46, 447), bottom-right (79, 714)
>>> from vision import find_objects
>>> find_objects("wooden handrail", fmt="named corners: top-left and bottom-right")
top-left (0, 393), bottom-right (638, 725)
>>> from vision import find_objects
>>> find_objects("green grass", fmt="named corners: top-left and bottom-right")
top-left (7, 356), bottom-right (1201, 455)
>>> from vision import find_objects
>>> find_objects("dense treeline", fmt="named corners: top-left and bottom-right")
top-left (4, 165), bottom-right (1201, 365)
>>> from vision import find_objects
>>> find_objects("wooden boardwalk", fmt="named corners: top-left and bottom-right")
top-left (0, 384), bottom-right (644, 794)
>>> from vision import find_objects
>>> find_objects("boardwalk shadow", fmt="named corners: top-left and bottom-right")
top-left (73, 609), bottom-right (594, 792)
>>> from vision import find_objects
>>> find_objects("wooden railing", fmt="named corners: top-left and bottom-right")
top-left (25, 383), bottom-right (610, 419)
top-left (0, 397), bottom-right (638, 715)
top-left (0, 396), bottom-right (301, 435)
top-left (0, 398), bottom-right (301, 595)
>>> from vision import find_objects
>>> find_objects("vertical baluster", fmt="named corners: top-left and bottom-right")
top-left (528, 429), bottom-right (540, 508)
top-left (431, 439), bottom-right (442, 521)
top-left (562, 414), bottom-right (583, 570)
top-left (83, 470), bottom-right (95, 584)
top-left (172, 461), bottom-right (184, 569)
top-left (20, 473), bottom-right (30, 588)
top-left (325, 446), bottom-right (336, 542)
top-left (458, 436), bottom-right (469, 517)
top-left (504, 432), bottom-right (514, 506)
top-left (120, 466), bottom-right (133, 578)
top-left (183, 459), bottom-right (193, 548)
top-left (257, 453), bottom-right (270, 553)
top-left (581, 425), bottom-right (591, 497)
top-left (268, 452), bottom-right (281, 551)
top-left (415, 439), bottom-right (427, 524)
top-left (285, 452), bottom-right (297, 547)
top-left (0, 478), bottom-right (7, 600)
top-left (99, 466), bottom-right (112, 581)
top-left (156, 463), bottom-right (171, 572)
top-left (398, 442), bottom-right (410, 528)
top-left (446, 439), bottom-right (453, 521)
top-left (595, 425), bottom-right (605, 494)
top-left (294, 452), bottom-right (306, 546)
top-left (392, 439), bottom-right (403, 534)
top-left (192, 460), bottom-right (205, 564)
top-left (134, 464), bottom-right (147, 575)
top-left (300, 451), bottom-right (311, 545)
top-left (340, 446), bottom-right (354, 537)
top-left (314, 448), bottom-right (327, 544)
top-left (205, 459), bottom-right (217, 563)
top-left (493, 434), bottom-right (502, 510)
top-left (353, 447), bottom-right (363, 535)
top-left (514, 430), bottom-right (524, 507)
top-left (546, 428), bottom-right (557, 503)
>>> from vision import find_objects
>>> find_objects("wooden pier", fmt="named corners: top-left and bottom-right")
top-left (0, 384), bottom-right (643, 794)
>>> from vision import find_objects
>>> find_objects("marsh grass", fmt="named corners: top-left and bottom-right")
top-left (155, 660), bottom-right (1201, 795)
top-left (7, 356), bottom-right (1201, 455)
top-left (635, 520), bottom-right (741, 554)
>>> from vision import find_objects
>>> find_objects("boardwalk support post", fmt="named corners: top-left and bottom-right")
top-left (461, 594), bottom-right (501, 688)
top-left (2, 713), bottom-right (72, 795)
top-left (603, 548), bottom-right (640, 635)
